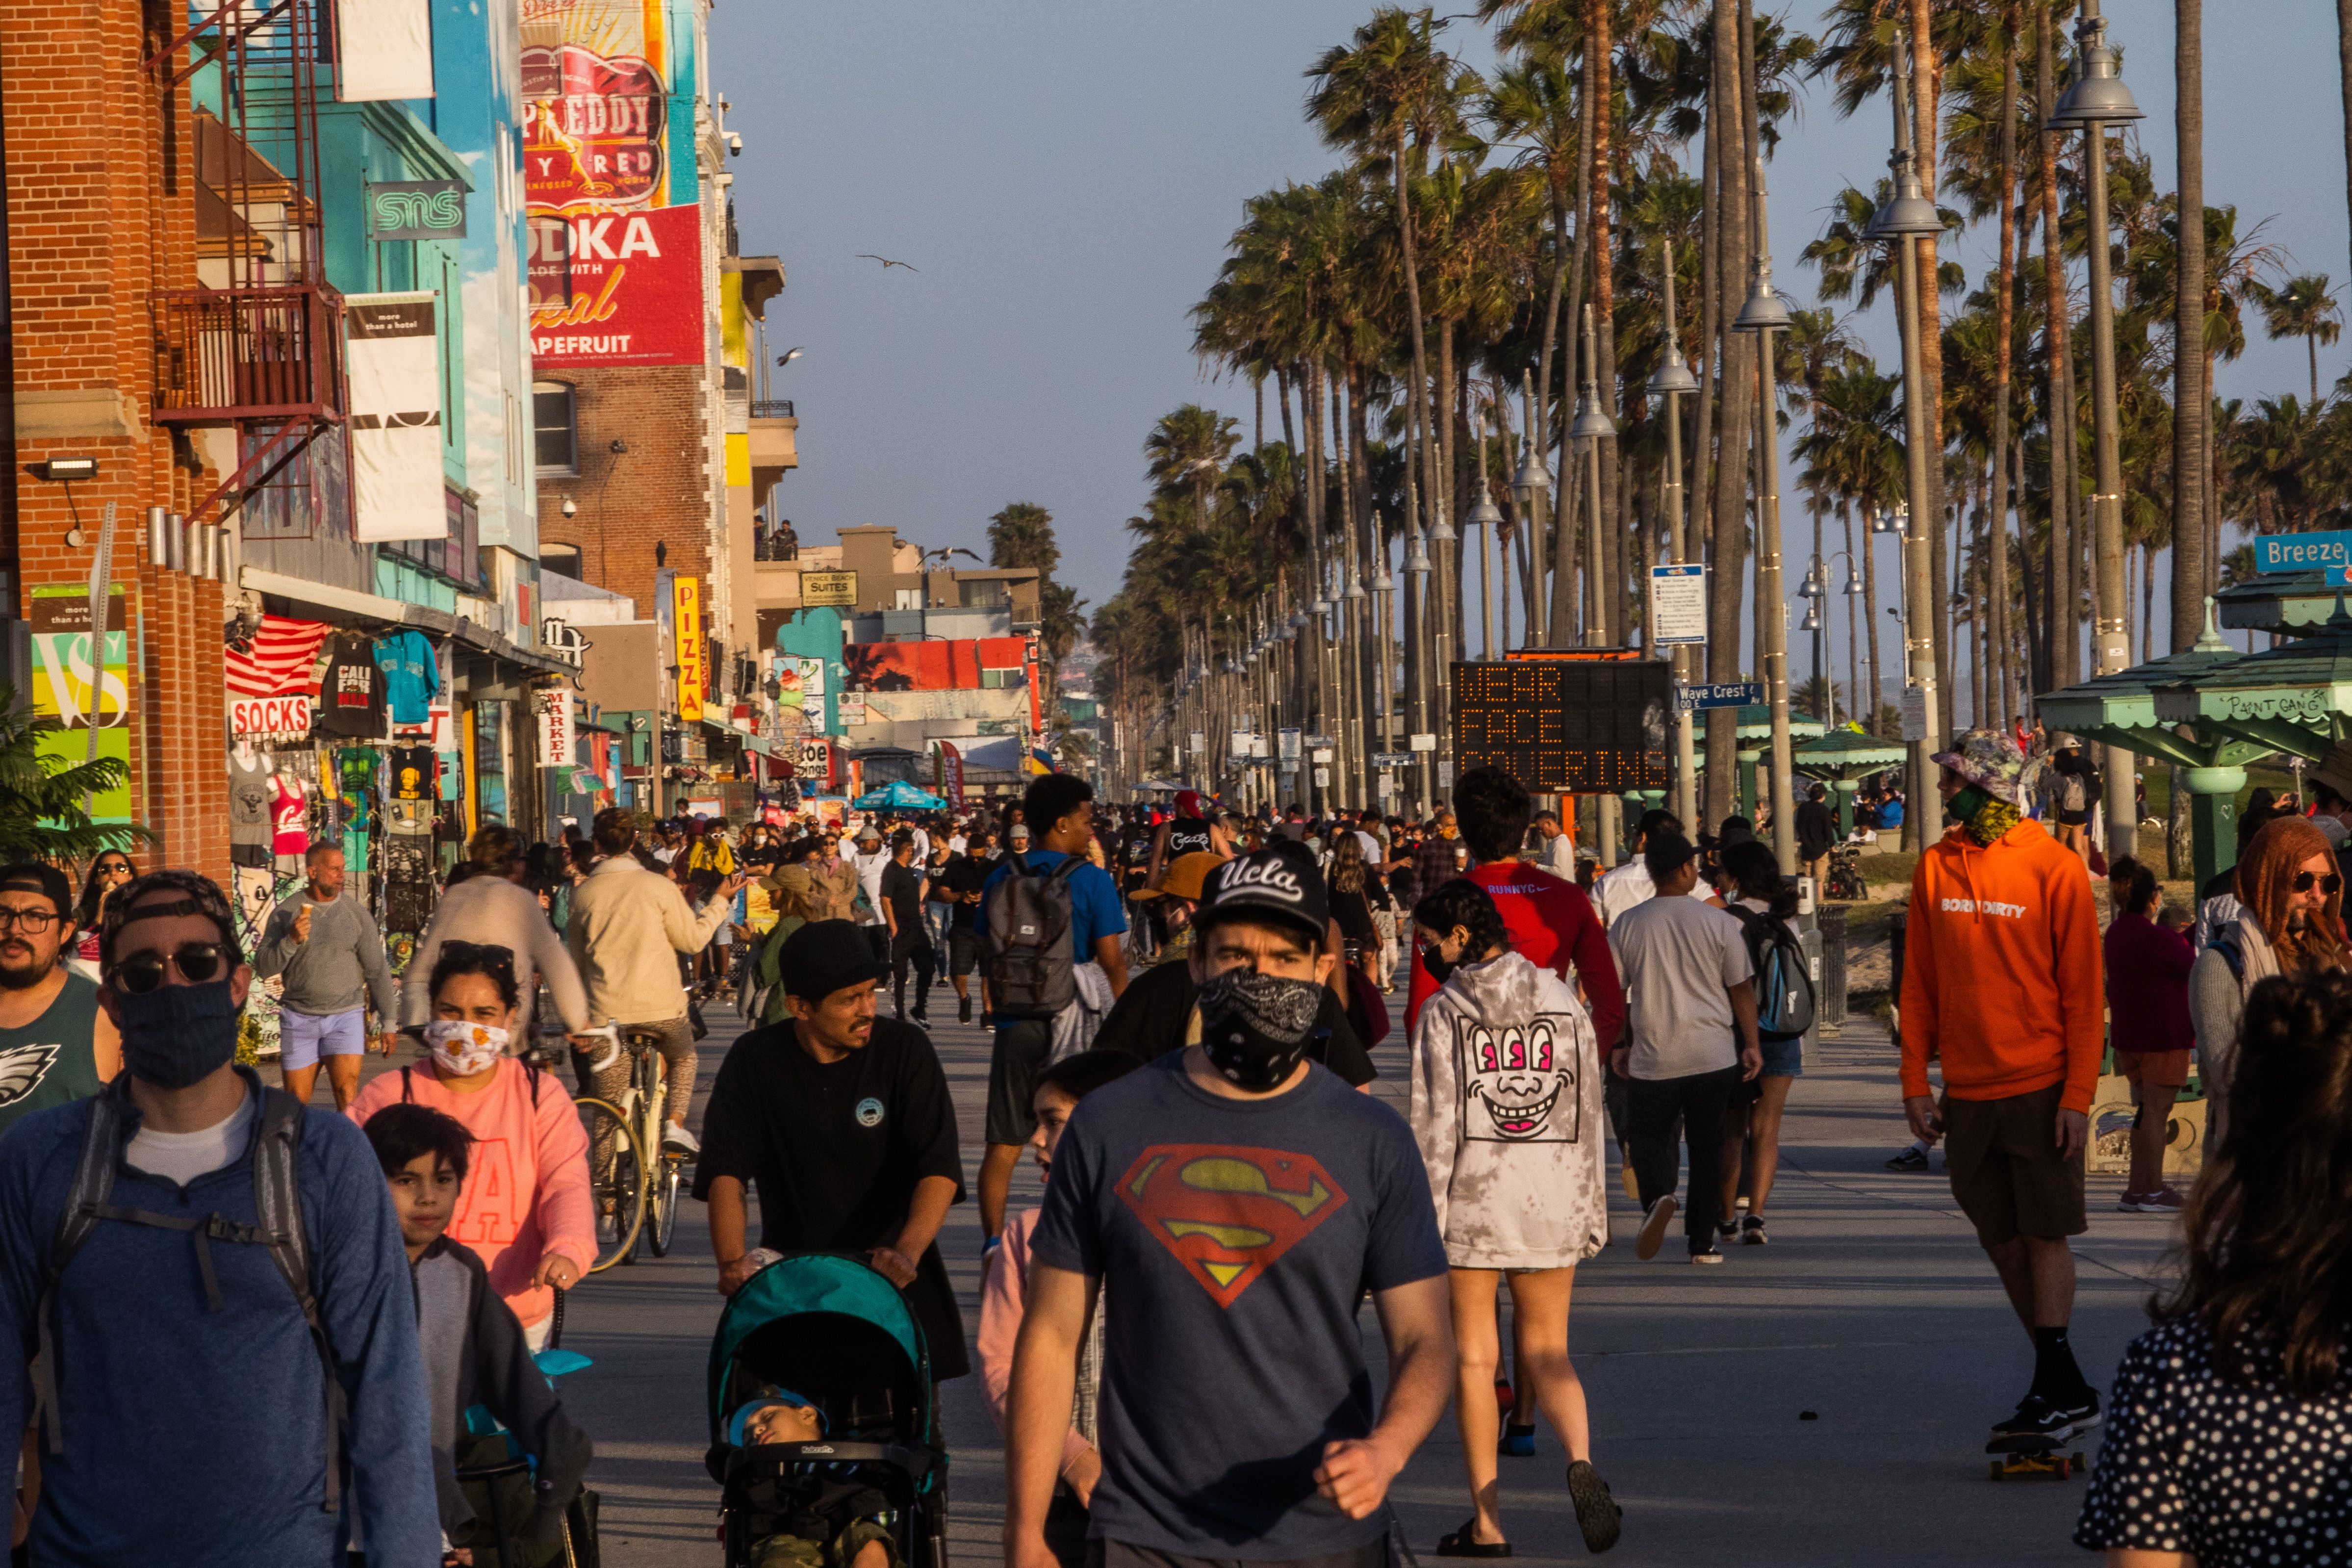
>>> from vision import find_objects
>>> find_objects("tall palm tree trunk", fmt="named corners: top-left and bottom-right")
top-left (1991, 10), bottom-right (2020, 723)
top-left (1845, 500), bottom-right (1863, 729)
top-left (1550, 30), bottom-right (1599, 647)
top-left (1911, 0), bottom-right (1953, 710)
top-left (2173, 0), bottom-right (2208, 658)
top-left (1704, 0), bottom-right (1753, 828)
top-left (1861, 492), bottom-right (1884, 735)
top-left (1590, 0), bottom-right (1621, 643)
top-left (2036, 4), bottom-right (2077, 688)
top-left (2339, 0), bottom-right (2352, 284)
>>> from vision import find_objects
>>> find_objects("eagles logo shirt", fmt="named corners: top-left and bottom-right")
top-left (1029, 1052), bottom-right (1447, 1558)
top-left (0, 973), bottom-right (104, 1143)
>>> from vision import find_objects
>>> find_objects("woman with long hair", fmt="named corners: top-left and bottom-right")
top-left (2077, 968), bottom-right (2352, 1564)
top-left (2190, 814), bottom-right (2346, 1139)
top-left (64, 851), bottom-right (136, 980)
top-left (1715, 840), bottom-right (1805, 1245)
top-left (1407, 879), bottom-right (1617, 1557)
top-left (1325, 830), bottom-right (1388, 991)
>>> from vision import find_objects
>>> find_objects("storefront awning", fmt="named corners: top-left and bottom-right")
top-left (241, 566), bottom-right (575, 681)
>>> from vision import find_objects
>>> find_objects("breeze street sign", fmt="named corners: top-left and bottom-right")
top-left (1674, 681), bottom-right (1763, 712)
top-left (2255, 532), bottom-right (2352, 573)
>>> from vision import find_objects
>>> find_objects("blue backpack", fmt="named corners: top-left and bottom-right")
top-left (1729, 906), bottom-right (1816, 1042)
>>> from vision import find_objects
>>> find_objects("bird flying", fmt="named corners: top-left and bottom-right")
top-left (856, 254), bottom-right (920, 271)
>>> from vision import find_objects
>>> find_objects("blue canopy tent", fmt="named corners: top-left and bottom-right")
top-left (852, 779), bottom-right (946, 811)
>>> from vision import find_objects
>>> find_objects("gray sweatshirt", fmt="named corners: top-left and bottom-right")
top-left (254, 892), bottom-right (398, 1018)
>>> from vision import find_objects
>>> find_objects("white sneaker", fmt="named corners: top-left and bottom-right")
top-left (1635, 1196), bottom-right (1678, 1261)
top-left (663, 1122), bottom-right (700, 1156)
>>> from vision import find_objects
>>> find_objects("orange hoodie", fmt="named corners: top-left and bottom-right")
top-left (1898, 818), bottom-right (2104, 1113)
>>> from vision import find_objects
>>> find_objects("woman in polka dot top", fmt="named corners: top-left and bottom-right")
top-left (2076, 968), bottom-right (2352, 1566)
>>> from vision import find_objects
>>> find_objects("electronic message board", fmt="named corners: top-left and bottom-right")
top-left (1451, 659), bottom-right (1673, 793)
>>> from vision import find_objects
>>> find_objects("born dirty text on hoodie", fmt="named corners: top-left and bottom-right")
top-left (1899, 818), bottom-right (2104, 1114)
top-left (1408, 951), bottom-right (1607, 1270)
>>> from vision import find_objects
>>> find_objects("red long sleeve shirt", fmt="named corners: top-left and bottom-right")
top-left (1405, 861), bottom-right (1625, 1049)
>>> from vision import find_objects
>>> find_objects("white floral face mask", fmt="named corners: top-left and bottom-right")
top-left (424, 1019), bottom-right (508, 1077)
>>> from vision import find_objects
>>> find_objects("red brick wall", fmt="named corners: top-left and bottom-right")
top-left (535, 365), bottom-right (712, 618)
top-left (6, 0), bottom-right (229, 883)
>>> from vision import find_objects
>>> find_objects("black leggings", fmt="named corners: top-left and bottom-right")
top-left (1627, 1064), bottom-right (1741, 1251)
top-left (891, 928), bottom-right (935, 1018)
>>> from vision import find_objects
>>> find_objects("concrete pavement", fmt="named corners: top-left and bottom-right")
top-left (548, 989), bottom-right (2157, 1567)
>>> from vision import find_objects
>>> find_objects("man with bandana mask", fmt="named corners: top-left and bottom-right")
top-left (1005, 842), bottom-right (1453, 1568)
top-left (0, 869), bottom-right (435, 1564)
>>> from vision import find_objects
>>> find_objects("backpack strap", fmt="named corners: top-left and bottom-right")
top-left (252, 1088), bottom-right (346, 1514)
top-left (35, 1082), bottom-right (130, 1456)
top-left (2210, 927), bottom-right (2245, 981)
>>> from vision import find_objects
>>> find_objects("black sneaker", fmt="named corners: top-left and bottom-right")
top-left (1564, 1459), bottom-right (1621, 1553)
top-left (1715, 1220), bottom-right (1739, 1245)
top-left (2052, 1386), bottom-right (2101, 1431)
top-left (1986, 1395), bottom-right (2075, 1452)
top-left (1741, 1215), bottom-right (1768, 1245)
top-left (912, 1008), bottom-right (928, 1025)
top-left (1689, 1245), bottom-right (1723, 1266)
top-left (1885, 1146), bottom-right (1929, 1172)
top-left (959, 997), bottom-right (973, 1024)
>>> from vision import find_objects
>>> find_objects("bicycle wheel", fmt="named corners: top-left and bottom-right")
top-left (578, 1097), bottom-right (645, 1272)
top-left (647, 1155), bottom-right (683, 1256)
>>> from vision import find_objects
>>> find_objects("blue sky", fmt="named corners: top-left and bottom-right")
top-left (718, 1), bottom-right (2349, 707)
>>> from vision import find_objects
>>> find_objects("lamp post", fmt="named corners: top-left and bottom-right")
top-left (2052, 0), bottom-right (2142, 853)
top-left (1733, 154), bottom-right (1797, 873)
top-left (1427, 469), bottom-right (1458, 804)
top-left (1511, 368), bottom-right (1552, 651)
top-left (1648, 238), bottom-right (1701, 829)
top-left (1873, 32), bottom-right (1946, 850)
top-left (1404, 525), bottom-right (1433, 814)
top-left (1571, 305), bottom-right (1621, 864)
top-left (1467, 419), bottom-right (1504, 661)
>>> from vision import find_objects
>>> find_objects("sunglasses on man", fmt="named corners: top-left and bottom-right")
top-left (2294, 870), bottom-right (2344, 895)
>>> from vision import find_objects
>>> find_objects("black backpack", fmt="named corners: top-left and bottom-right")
top-left (35, 1079), bottom-right (347, 1510)
top-left (985, 851), bottom-right (1082, 1019)
top-left (1728, 905), bottom-right (1816, 1043)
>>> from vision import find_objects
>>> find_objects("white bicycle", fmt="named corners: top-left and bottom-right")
top-left (572, 1019), bottom-right (686, 1270)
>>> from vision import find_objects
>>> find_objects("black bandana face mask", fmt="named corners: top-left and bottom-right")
top-left (1196, 967), bottom-right (1325, 1090)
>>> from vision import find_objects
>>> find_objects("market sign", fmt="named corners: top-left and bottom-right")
top-left (798, 570), bottom-right (857, 608)
top-left (1452, 658), bottom-right (1672, 794)
top-left (367, 180), bottom-right (467, 241)
top-left (533, 688), bottom-right (575, 768)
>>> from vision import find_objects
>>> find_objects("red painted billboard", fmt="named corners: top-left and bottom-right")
top-left (528, 203), bottom-right (702, 367)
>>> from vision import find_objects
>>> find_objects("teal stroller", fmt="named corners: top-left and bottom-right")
top-left (705, 1253), bottom-right (949, 1568)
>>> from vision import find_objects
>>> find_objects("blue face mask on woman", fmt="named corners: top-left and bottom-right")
top-left (114, 978), bottom-right (241, 1089)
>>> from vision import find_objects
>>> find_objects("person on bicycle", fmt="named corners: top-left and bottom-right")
top-left (565, 807), bottom-right (740, 1156)
top-left (400, 824), bottom-right (591, 1040)
top-left (347, 941), bottom-right (594, 1352)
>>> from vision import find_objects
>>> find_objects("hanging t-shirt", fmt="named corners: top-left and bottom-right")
top-left (388, 746), bottom-right (435, 803)
top-left (318, 636), bottom-right (386, 738)
top-left (373, 631), bottom-right (440, 726)
top-left (270, 772), bottom-right (309, 857)
top-left (336, 747), bottom-right (379, 833)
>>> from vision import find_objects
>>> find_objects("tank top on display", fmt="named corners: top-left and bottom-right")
top-left (0, 974), bottom-right (104, 1142)
top-left (1167, 818), bottom-right (1213, 859)
top-left (229, 754), bottom-right (272, 848)
top-left (271, 773), bottom-right (309, 857)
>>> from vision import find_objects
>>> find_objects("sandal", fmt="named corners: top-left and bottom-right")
top-left (1566, 1460), bottom-right (1622, 1553)
top-left (1436, 1519), bottom-right (1511, 1558)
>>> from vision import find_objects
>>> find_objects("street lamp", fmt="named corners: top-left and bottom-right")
top-left (1511, 366), bottom-right (1552, 651)
top-left (1731, 152), bottom-right (1798, 872)
top-left (1649, 237), bottom-right (1700, 828)
top-left (1466, 422), bottom-right (1505, 661)
top-left (2051, 0), bottom-right (2142, 844)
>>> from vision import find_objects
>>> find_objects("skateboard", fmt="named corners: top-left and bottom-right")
top-left (1987, 1431), bottom-right (2087, 1480)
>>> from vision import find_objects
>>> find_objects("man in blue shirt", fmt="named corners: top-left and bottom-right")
top-left (978, 775), bottom-right (1129, 1247)
top-left (0, 871), bottom-right (435, 1565)
top-left (1002, 845), bottom-right (1456, 1568)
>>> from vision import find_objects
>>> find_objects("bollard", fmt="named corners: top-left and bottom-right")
top-left (1817, 902), bottom-right (1847, 1035)
top-left (1889, 908), bottom-right (1907, 1008)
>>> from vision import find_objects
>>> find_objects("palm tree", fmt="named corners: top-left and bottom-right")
top-left (2248, 274), bottom-right (2345, 407)
top-left (1796, 364), bottom-right (1907, 735)
top-left (986, 503), bottom-right (1059, 575)
top-left (1144, 406), bottom-right (1241, 536)
top-left (0, 686), bottom-right (143, 862)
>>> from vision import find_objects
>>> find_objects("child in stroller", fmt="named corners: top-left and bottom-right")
top-left (725, 1392), bottom-right (896, 1568)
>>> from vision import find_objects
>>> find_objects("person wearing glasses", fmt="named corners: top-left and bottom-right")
top-left (2191, 814), bottom-right (2349, 1146)
top-left (1898, 729), bottom-right (2105, 1452)
top-left (252, 843), bottom-right (399, 1111)
top-left (0, 862), bottom-right (118, 1143)
top-left (63, 852), bottom-right (136, 982)
top-left (0, 869), bottom-right (436, 1563)
top-left (348, 940), bottom-right (594, 1351)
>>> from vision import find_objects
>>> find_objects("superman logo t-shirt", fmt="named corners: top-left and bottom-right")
top-left (1029, 1052), bottom-right (1447, 1559)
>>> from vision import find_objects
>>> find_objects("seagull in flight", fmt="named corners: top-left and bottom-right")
top-left (856, 254), bottom-right (920, 272)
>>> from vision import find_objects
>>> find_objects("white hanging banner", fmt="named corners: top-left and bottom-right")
top-left (336, 0), bottom-right (435, 101)
top-left (534, 689), bottom-right (576, 769)
top-left (346, 293), bottom-right (445, 541)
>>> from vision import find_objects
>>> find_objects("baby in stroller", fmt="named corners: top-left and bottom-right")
top-left (727, 1391), bottom-right (897, 1568)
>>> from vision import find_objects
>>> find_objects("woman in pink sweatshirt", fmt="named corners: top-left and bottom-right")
top-left (349, 940), bottom-right (595, 1347)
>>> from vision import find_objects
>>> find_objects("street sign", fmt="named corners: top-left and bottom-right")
top-left (1674, 681), bottom-right (1763, 712)
top-left (1229, 730), bottom-right (1251, 753)
top-left (1649, 564), bottom-right (1707, 645)
top-left (1409, 732), bottom-right (1437, 752)
top-left (1371, 752), bottom-right (1413, 768)
top-left (1313, 766), bottom-right (1330, 787)
top-left (1901, 684), bottom-right (1929, 742)
top-left (1311, 747), bottom-right (1334, 764)
top-left (1452, 659), bottom-right (1672, 794)
top-left (1278, 728), bottom-right (1302, 760)
top-left (1189, 731), bottom-right (1206, 756)
top-left (2255, 532), bottom-right (2352, 573)
top-left (1377, 775), bottom-right (1394, 797)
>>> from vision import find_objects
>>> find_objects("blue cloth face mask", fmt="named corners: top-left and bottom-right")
top-left (114, 978), bottom-right (242, 1089)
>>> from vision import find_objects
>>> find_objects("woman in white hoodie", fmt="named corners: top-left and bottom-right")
top-left (1408, 878), bottom-right (1618, 1558)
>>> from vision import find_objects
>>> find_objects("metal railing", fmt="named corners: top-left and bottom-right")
top-left (153, 284), bottom-right (345, 422)
top-left (750, 398), bottom-right (795, 419)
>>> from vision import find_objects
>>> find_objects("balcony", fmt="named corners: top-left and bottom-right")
top-left (153, 284), bottom-right (346, 424)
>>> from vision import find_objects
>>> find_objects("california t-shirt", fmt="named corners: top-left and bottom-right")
top-left (1029, 1054), bottom-right (1447, 1558)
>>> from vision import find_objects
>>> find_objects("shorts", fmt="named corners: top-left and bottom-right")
top-left (2119, 1048), bottom-right (2192, 1089)
top-left (2057, 809), bottom-right (2091, 827)
top-left (986, 1017), bottom-right (1053, 1146)
top-left (949, 925), bottom-right (983, 978)
top-left (1941, 1080), bottom-right (2087, 1247)
top-left (1090, 1534), bottom-right (1387, 1568)
top-left (279, 1007), bottom-right (365, 1071)
top-left (1759, 1037), bottom-right (1804, 1078)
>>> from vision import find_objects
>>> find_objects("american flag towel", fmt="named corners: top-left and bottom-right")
top-left (225, 615), bottom-right (332, 698)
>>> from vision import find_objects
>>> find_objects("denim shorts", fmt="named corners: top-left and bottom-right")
top-left (1759, 1036), bottom-right (1804, 1078)
top-left (279, 1007), bottom-right (366, 1070)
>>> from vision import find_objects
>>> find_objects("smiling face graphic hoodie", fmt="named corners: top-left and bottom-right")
top-left (1407, 950), bottom-right (1607, 1268)
top-left (1899, 818), bottom-right (2104, 1112)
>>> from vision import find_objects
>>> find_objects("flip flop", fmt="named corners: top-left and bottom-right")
top-left (1436, 1519), bottom-right (1511, 1558)
top-left (1567, 1460), bottom-right (1622, 1554)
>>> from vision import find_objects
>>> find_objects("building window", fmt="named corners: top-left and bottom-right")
top-left (542, 543), bottom-right (582, 580)
top-left (534, 382), bottom-right (577, 475)
top-left (959, 577), bottom-right (1010, 609)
